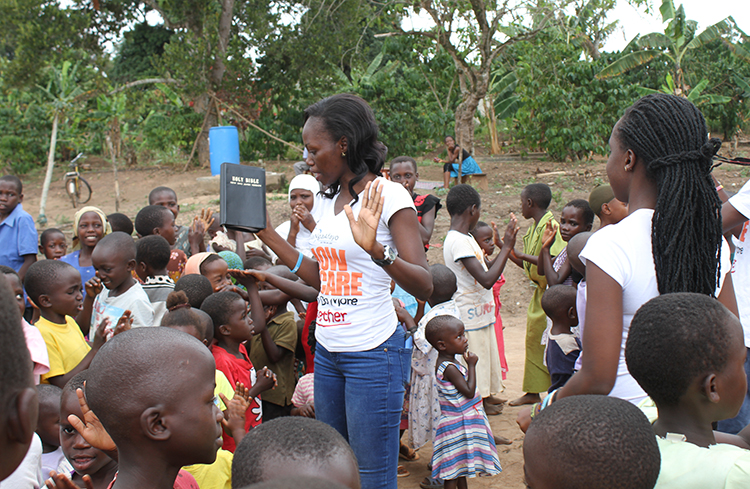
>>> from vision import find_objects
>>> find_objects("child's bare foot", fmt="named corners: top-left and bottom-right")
top-left (483, 401), bottom-right (503, 416)
top-left (508, 393), bottom-right (541, 406)
top-left (485, 395), bottom-right (507, 405)
top-left (493, 434), bottom-right (513, 445)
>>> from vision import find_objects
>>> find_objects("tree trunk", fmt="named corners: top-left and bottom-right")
top-left (38, 112), bottom-right (59, 225)
top-left (454, 70), bottom-right (489, 155)
top-left (454, 92), bottom-right (483, 155)
top-left (195, 0), bottom-right (235, 168)
top-left (195, 94), bottom-right (218, 167)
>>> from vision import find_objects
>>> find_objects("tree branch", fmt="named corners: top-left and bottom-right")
top-left (109, 78), bottom-right (179, 94)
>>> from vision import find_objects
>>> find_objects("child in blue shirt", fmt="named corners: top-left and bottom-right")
top-left (0, 175), bottom-right (37, 282)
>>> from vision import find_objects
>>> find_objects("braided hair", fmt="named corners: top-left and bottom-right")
top-left (304, 94), bottom-right (388, 203)
top-left (615, 94), bottom-right (722, 296)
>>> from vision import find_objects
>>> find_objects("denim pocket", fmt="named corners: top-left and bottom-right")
top-left (398, 347), bottom-right (413, 387)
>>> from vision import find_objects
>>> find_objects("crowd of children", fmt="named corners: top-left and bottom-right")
top-left (3, 92), bottom-right (750, 489)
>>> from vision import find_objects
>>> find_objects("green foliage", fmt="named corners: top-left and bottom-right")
top-left (513, 38), bottom-right (639, 161)
top-left (110, 22), bottom-right (173, 83)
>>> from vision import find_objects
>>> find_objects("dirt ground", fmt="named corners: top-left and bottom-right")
top-left (17, 142), bottom-right (750, 489)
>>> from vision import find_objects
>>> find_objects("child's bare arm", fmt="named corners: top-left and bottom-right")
top-left (414, 299), bottom-right (426, 324)
top-left (461, 217), bottom-right (518, 289)
top-left (17, 254), bottom-right (36, 282)
top-left (47, 318), bottom-right (109, 388)
top-left (394, 301), bottom-right (417, 335)
top-left (538, 222), bottom-right (571, 285)
top-left (442, 352), bottom-right (478, 399)
top-left (417, 206), bottom-right (438, 248)
top-left (246, 268), bottom-right (319, 303)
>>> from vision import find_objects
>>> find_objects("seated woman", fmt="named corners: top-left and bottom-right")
top-left (435, 136), bottom-right (482, 189)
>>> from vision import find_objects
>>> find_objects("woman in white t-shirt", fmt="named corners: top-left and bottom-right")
top-left (518, 93), bottom-right (738, 429)
top-left (256, 94), bottom-right (432, 489)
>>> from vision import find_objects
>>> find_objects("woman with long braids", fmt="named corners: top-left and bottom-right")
top-left (518, 93), bottom-right (737, 428)
top-left (254, 94), bottom-right (433, 489)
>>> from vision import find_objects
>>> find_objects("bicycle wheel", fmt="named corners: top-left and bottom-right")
top-left (65, 177), bottom-right (78, 208)
top-left (77, 177), bottom-right (92, 204)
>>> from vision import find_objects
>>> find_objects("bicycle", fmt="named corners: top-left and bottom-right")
top-left (63, 153), bottom-right (92, 208)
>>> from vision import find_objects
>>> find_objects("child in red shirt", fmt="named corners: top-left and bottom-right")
top-left (202, 284), bottom-right (276, 452)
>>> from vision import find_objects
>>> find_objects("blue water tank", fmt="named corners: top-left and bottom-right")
top-left (209, 126), bottom-right (240, 176)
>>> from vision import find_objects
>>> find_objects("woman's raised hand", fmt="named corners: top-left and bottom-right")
top-left (344, 180), bottom-right (384, 256)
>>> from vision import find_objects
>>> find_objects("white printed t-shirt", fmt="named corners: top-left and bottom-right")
top-left (581, 208), bottom-right (731, 404)
top-left (91, 282), bottom-right (155, 329)
top-left (309, 177), bottom-right (415, 352)
top-left (443, 230), bottom-right (495, 331)
top-left (729, 180), bottom-right (750, 346)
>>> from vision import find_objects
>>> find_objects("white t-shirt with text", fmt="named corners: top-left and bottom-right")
top-left (309, 178), bottom-right (415, 352)
top-left (729, 180), bottom-right (750, 346)
top-left (443, 230), bottom-right (495, 331)
top-left (91, 282), bottom-right (155, 329)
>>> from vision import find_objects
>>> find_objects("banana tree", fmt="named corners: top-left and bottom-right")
top-left (484, 70), bottom-right (522, 154)
top-left (636, 73), bottom-right (732, 105)
top-left (597, 0), bottom-right (737, 95)
top-left (37, 61), bottom-right (84, 226)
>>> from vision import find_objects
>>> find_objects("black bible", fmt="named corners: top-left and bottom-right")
top-left (220, 163), bottom-right (267, 233)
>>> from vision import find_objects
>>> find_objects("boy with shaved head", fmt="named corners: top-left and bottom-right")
top-left (85, 327), bottom-right (224, 488)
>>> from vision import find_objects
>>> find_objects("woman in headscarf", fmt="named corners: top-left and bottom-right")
top-left (274, 174), bottom-right (320, 257)
top-left (59, 206), bottom-right (111, 297)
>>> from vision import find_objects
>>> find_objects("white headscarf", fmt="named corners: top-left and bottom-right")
top-left (288, 174), bottom-right (320, 205)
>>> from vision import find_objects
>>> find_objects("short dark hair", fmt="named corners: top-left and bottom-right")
top-left (473, 221), bottom-right (490, 231)
top-left (446, 184), bottom-right (481, 216)
top-left (429, 264), bottom-right (457, 304)
top-left (244, 256), bottom-right (272, 270)
top-left (522, 183), bottom-right (552, 210)
top-left (201, 291), bottom-right (243, 333)
top-left (86, 327), bottom-right (211, 443)
top-left (36, 384), bottom-right (62, 412)
top-left (525, 395), bottom-right (660, 489)
top-left (24, 260), bottom-right (77, 305)
top-left (237, 477), bottom-right (349, 489)
top-left (96, 232), bottom-right (136, 262)
top-left (626, 293), bottom-right (736, 406)
top-left (148, 186), bottom-right (176, 203)
top-left (62, 370), bottom-right (88, 396)
top-left (231, 417), bottom-right (358, 488)
top-left (107, 213), bottom-right (134, 235)
top-left (425, 315), bottom-right (462, 350)
top-left (0, 265), bottom-right (18, 278)
top-left (136, 235), bottom-right (172, 271)
top-left (563, 199), bottom-right (595, 228)
top-left (135, 205), bottom-right (172, 237)
top-left (0, 277), bottom-right (32, 406)
top-left (175, 274), bottom-right (214, 308)
top-left (0, 175), bottom-right (22, 193)
top-left (541, 285), bottom-right (577, 319)
top-left (389, 156), bottom-right (417, 172)
top-left (304, 94), bottom-right (387, 203)
top-left (40, 228), bottom-right (66, 247)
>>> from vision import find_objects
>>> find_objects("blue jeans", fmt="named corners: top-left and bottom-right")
top-left (314, 327), bottom-right (411, 489)
top-left (717, 347), bottom-right (750, 434)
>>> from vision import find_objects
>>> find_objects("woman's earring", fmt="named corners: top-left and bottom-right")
top-left (341, 152), bottom-right (346, 157)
